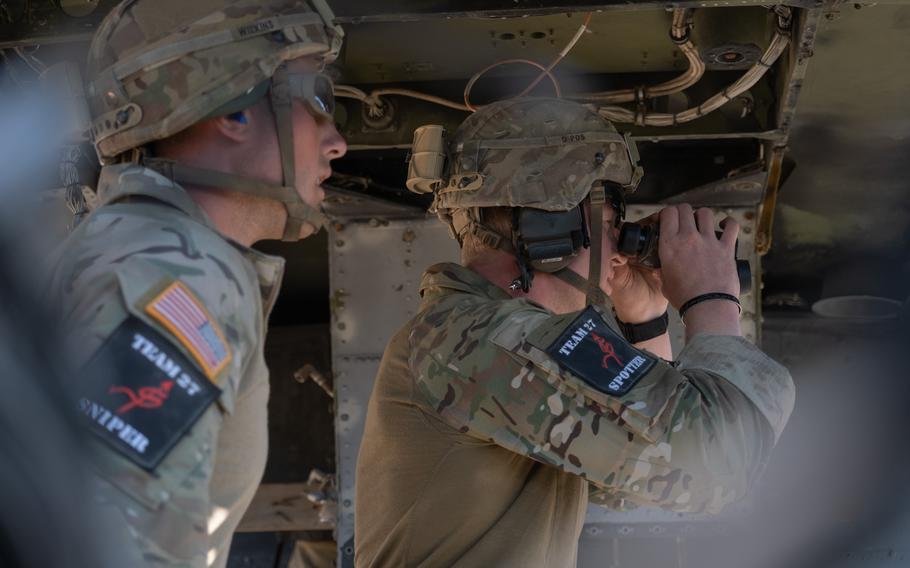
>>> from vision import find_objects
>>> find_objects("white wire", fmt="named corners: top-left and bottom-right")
top-left (336, 85), bottom-right (471, 113)
top-left (333, 7), bottom-right (790, 128)
top-left (337, 13), bottom-right (591, 114)
top-left (597, 30), bottom-right (790, 126)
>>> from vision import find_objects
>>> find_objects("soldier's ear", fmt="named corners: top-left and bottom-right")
top-left (212, 110), bottom-right (251, 143)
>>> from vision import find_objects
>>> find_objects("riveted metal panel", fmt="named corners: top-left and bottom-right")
top-left (329, 218), bottom-right (460, 567)
top-left (332, 356), bottom-right (379, 567)
top-left (329, 218), bottom-right (460, 357)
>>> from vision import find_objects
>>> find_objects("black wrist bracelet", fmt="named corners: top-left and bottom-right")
top-left (613, 308), bottom-right (669, 343)
top-left (678, 293), bottom-right (741, 321)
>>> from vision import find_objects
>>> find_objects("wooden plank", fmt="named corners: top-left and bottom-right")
top-left (237, 483), bottom-right (335, 533)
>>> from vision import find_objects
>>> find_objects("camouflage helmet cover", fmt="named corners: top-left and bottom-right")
top-left (86, 0), bottom-right (343, 160)
top-left (434, 97), bottom-right (642, 217)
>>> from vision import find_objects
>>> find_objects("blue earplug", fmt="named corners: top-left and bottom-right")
top-left (228, 112), bottom-right (247, 124)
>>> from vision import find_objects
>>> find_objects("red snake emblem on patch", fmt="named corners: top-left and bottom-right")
top-left (109, 380), bottom-right (175, 414)
top-left (591, 332), bottom-right (622, 369)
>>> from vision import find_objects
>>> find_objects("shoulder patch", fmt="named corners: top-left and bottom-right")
top-left (144, 281), bottom-right (231, 381)
top-left (546, 305), bottom-right (656, 396)
top-left (77, 317), bottom-right (222, 470)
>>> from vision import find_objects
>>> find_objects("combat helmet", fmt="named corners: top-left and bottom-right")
top-left (85, 0), bottom-right (344, 240)
top-left (407, 97), bottom-right (643, 304)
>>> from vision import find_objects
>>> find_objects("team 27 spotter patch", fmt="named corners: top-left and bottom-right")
top-left (77, 317), bottom-right (221, 470)
top-left (546, 306), bottom-right (656, 397)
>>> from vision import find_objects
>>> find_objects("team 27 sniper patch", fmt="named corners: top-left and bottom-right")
top-left (546, 306), bottom-right (657, 397)
top-left (77, 317), bottom-right (221, 470)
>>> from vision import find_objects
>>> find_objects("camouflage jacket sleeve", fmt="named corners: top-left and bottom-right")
top-left (49, 203), bottom-right (269, 566)
top-left (409, 295), bottom-right (794, 514)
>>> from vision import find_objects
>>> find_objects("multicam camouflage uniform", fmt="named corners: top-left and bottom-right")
top-left (46, 1), bottom-right (342, 566)
top-left (49, 165), bottom-right (282, 566)
top-left (355, 99), bottom-right (795, 568)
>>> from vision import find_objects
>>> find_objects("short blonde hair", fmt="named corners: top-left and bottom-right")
top-left (460, 207), bottom-right (514, 264)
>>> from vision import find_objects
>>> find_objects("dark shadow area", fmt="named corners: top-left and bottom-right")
top-left (256, 232), bottom-right (332, 327)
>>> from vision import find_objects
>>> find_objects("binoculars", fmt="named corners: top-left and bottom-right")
top-left (617, 222), bottom-right (753, 294)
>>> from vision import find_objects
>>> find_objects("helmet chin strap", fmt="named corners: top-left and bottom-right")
top-left (551, 185), bottom-right (609, 307)
top-left (583, 185), bottom-right (606, 305)
top-left (269, 66), bottom-right (327, 241)
top-left (140, 66), bottom-right (327, 242)
top-left (552, 269), bottom-right (607, 307)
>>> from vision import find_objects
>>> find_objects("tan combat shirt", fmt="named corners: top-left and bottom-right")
top-left (355, 263), bottom-right (794, 568)
top-left (48, 164), bottom-right (284, 568)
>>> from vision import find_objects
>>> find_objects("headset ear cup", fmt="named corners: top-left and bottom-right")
top-left (518, 207), bottom-right (586, 274)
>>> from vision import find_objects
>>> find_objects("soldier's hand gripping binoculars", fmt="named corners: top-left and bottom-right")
top-left (617, 222), bottom-right (753, 294)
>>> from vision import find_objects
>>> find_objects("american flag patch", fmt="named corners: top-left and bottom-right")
top-left (144, 281), bottom-right (232, 381)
